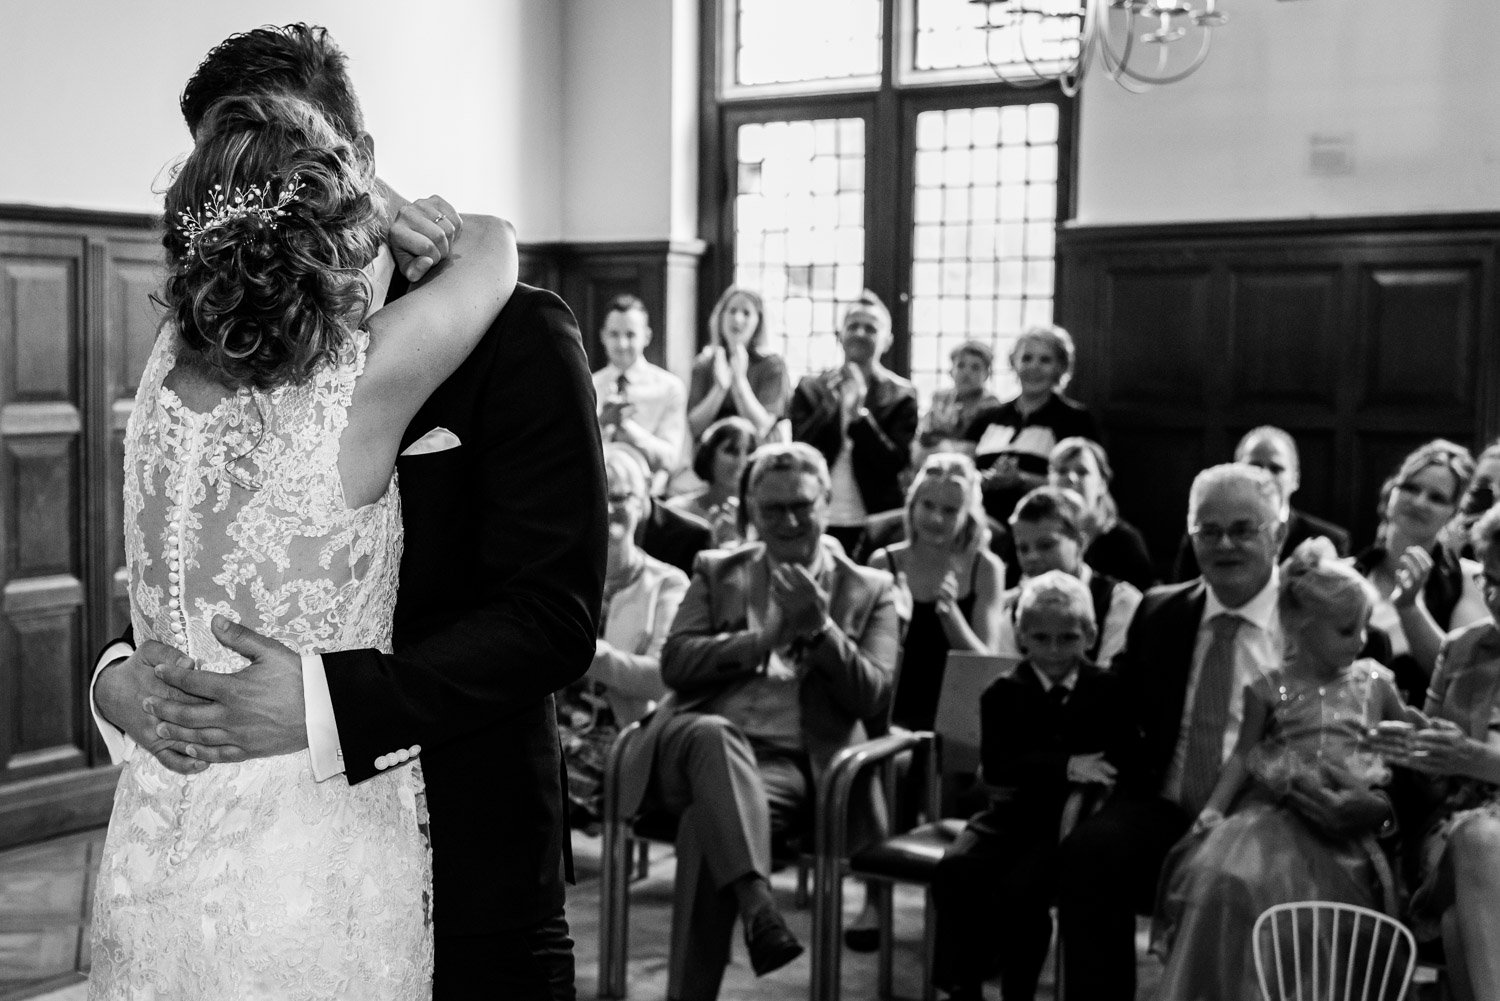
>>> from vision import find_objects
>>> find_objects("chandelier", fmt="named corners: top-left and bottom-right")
top-left (969, 0), bottom-right (1229, 95)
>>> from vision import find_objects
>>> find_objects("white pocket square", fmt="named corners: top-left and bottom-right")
top-left (400, 427), bottom-right (462, 457)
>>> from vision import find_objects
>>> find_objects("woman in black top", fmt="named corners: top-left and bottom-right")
top-left (686, 285), bottom-right (791, 442)
top-left (965, 325), bottom-right (1100, 523)
top-left (1048, 436), bottom-right (1155, 591)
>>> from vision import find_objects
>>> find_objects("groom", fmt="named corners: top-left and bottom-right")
top-left (88, 24), bottom-right (606, 1001)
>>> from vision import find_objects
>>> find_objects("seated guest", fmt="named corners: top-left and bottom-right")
top-left (1058, 464), bottom-right (1399, 1000)
top-left (912, 340), bottom-right (1000, 468)
top-left (558, 445), bottom-right (689, 829)
top-left (964, 325), bottom-right (1100, 523)
top-left (1355, 439), bottom-right (1486, 703)
top-left (1173, 425), bottom-right (1352, 581)
top-left (1447, 437), bottom-right (1500, 559)
top-left (1049, 436), bottom-right (1155, 591)
top-left (614, 442), bottom-right (901, 1001)
top-left (869, 453), bottom-right (1005, 732)
top-left (668, 416), bottom-right (758, 550)
top-left (592, 294), bottom-right (688, 484)
top-left (1152, 538), bottom-right (1419, 1001)
top-left (791, 291), bottom-right (919, 557)
top-left (688, 286), bottom-right (790, 442)
top-left (932, 571), bottom-right (1138, 1001)
top-left (994, 487), bottom-right (1141, 669)
top-left (1380, 504), bottom-right (1500, 1001)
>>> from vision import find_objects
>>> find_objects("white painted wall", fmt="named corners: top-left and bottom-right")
top-left (1074, 0), bottom-right (1500, 224)
top-left (0, 0), bottom-right (565, 240)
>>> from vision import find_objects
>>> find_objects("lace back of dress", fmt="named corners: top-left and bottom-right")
top-left (123, 326), bottom-right (401, 673)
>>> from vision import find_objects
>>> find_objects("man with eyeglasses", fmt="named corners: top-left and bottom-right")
top-left (1056, 463), bottom-right (1395, 1001)
top-left (1172, 425), bottom-right (1352, 581)
top-left (612, 442), bottom-right (900, 1001)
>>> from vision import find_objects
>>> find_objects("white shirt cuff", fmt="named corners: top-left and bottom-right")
top-left (302, 654), bottom-right (346, 782)
top-left (91, 642), bottom-right (138, 765)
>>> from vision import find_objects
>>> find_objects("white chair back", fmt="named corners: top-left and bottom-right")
top-left (1252, 901), bottom-right (1417, 1001)
top-left (932, 652), bottom-right (1017, 776)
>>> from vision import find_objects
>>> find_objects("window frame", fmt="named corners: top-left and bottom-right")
top-left (698, 0), bottom-right (1077, 385)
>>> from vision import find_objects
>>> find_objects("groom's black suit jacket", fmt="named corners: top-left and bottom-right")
top-left (321, 280), bottom-right (606, 934)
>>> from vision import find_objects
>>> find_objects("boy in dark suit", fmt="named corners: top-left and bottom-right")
top-left (930, 570), bottom-right (1138, 1001)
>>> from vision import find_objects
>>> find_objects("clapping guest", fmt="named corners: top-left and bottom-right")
top-left (613, 443), bottom-right (900, 1001)
top-left (1173, 425), bottom-right (1352, 582)
top-left (964, 325), bottom-right (1100, 523)
top-left (1355, 440), bottom-right (1487, 703)
top-left (869, 453), bottom-right (1005, 731)
top-left (687, 286), bottom-right (791, 441)
top-left (1447, 438), bottom-right (1500, 559)
top-left (1048, 436), bottom-right (1155, 591)
top-left (558, 445), bottom-right (688, 829)
top-left (791, 291), bottom-right (919, 557)
top-left (931, 572), bottom-right (1138, 1001)
top-left (994, 487), bottom-right (1142, 670)
top-left (669, 417), bottom-right (758, 550)
top-left (912, 340), bottom-right (1000, 468)
top-left (592, 294), bottom-right (688, 483)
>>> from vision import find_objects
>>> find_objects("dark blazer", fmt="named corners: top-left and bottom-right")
top-left (321, 283), bottom-right (607, 934)
top-left (790, 368), bottom-right (919, 515)
top-left (976, 661), bottom-right (1140, 831)
top-left (1172, 507), bottom-right (1352, 582)
top-left (637, 498), bottom-right (713, 576)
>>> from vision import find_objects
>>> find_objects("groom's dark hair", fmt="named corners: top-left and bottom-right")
top-left (181, 23), bottom-right (365, 142)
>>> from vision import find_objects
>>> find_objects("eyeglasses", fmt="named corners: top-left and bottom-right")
top-left (756, 500), bottom-right (819, 522)
top-left (606, 493), bottom-right (639, 509)
top-left (1189, 520), bottom-right (1273, 547)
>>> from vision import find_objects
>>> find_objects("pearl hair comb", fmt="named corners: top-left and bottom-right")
top-left (176, 175), bottom-right (304, 249)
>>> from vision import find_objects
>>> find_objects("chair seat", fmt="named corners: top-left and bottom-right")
top-left (848, 818), bottom-right (967, 883)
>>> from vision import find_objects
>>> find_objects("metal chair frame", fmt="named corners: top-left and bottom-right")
top-left (1251, 901), bottom-right (1417, 1001)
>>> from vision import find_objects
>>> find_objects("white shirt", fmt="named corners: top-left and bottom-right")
top-left (827, 432), bottom-right (868, 527)
top-left (592, 360), bottom-right (687, 474)
top-left (1030, 662), bottom-right (1079, 694)
top-left (1162, 572), bottom-right (1284, 804)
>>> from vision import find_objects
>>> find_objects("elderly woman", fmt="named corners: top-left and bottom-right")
top-left (869, 453), bottom-right (1005, 731)
top-left (557, 444), bottom-right (688, 829)
top-left (965, 325), bottom-right (1102, 523)
top-left (1355, 439), bottom-right (1487, 702)
top-left (791, 290), bottom-right (919, 556)
top-left (1373, 504), bottom-right (1500, 1001)
top-left (913, 339), bottom-right (1001, 468)
top-left (1048, 436), bottom-right (1154, 591)
top-left (668, 416), bottom-right (758, 549)
top-left (687, 285), bottom-right (791, 441)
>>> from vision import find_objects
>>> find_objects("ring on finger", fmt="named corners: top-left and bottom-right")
top-left (433, 213), bottom-right (448, 226)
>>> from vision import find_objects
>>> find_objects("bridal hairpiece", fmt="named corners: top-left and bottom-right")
top-left (176, 175), bottom-right (305, 249)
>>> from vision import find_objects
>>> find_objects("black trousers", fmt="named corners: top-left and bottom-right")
top-left (434, 908), bottom-right (576, 1001)
top-left (931, 808), bottom-right (1060, 1001)
top-left (1056, 796), bottom-right (1188, 1001)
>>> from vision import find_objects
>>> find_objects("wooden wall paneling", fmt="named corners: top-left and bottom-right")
top-left (0, 232), bottom-right (89, 785)
top-left (1057, 214), bottom-right (1500, 568)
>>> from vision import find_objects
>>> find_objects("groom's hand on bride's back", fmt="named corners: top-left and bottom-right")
top-left (148, 615), bottom-right (308, 763)
top-left (95, 642), bottom-right (210, 776)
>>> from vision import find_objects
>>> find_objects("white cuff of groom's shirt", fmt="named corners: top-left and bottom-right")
top-left (302, 654), bottom-right (346, 782)
top-left (91, 642), bottom-right (138, 765)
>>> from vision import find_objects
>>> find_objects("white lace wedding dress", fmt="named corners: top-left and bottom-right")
top-left (89, 326), bottom-right (433, 1000)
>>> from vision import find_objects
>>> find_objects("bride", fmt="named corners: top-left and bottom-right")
top-left (88, 92), bottom-right (515, 999)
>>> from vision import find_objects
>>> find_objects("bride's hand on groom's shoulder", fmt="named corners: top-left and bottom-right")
top-left (96, 642), bottom-right (210, 776)
top-left (147, 616), bottom-right (309, 763)
top-left (388, 194), bottom-right (463, 284)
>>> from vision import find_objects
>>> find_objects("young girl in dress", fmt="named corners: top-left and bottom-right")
top-left (1152, 537), bottom-right (1424, 1001)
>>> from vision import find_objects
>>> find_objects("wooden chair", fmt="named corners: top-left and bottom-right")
top-left (1252, 901), bottom-right (1417, 1001)
top-left (810, 651), bottom-right (1018, 1001)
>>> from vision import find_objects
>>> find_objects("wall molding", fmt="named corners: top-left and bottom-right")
top-left (0, 203), bottom-right (159, 230)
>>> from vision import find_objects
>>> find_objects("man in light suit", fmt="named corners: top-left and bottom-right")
top-left (617, 442), bottom-right (900, 1001)
top-left (87, 24), bottom-right (605, 1001)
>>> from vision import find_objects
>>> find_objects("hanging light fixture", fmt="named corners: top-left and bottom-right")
top-left (969, 0), bottom-right (1229, 95)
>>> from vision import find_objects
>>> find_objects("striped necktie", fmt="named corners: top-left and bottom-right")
top-left (1178, 613), bottom-right (1243, 815)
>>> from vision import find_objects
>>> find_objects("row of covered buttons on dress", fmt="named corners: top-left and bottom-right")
top-left (374, 745), bottom-right (422, 771)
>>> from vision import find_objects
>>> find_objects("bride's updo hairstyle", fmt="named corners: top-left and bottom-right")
top-left (1279, 536), bottom-right (1377, 624)
top-left (160, 92), bottom-right (383, 390)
